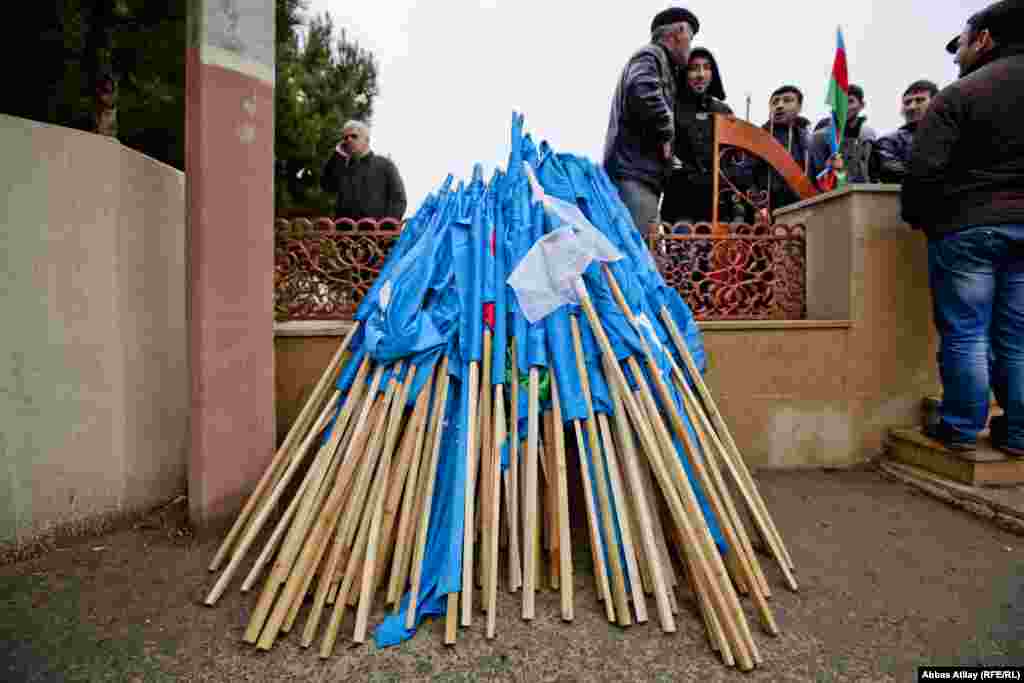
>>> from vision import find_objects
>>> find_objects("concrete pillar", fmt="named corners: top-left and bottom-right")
top-left (186, 1), bottom-right (275, 527)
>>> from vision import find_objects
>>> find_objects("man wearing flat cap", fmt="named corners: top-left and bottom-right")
top-left (604, 7), bottom-right (698, 235)
top-left (902, 0), bottom-right (1024, 457)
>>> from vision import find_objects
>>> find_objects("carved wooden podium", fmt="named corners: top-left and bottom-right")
top-left (709, 114), bottom-right (819, 234)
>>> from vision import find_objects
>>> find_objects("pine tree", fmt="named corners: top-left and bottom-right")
top-left (10, 0), bottom-right (377, 214)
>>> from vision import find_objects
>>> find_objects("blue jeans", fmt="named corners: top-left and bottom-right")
top-left (928, 224), bottom-right (1024, 447)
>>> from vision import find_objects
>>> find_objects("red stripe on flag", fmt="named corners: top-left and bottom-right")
top-left (832, 49), bottom-right (848, 93)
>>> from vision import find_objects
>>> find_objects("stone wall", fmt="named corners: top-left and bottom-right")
top-left (0, 114), bottom-right (188, 551)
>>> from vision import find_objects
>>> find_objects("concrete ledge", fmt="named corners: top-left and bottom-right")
top-left (274, 320), bottom-right (355, 337)
top-left (273, 319), bottom-right (853, 335)
top-left (879, 460), bottom-right (1024, 536)
top-left (776, 183), bottom-right (901, 216)
top-left (698, 319), bottom-right (853, 331)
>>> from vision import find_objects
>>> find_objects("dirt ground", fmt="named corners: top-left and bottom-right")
top-left (2, 468), bottom-right (1022, 683)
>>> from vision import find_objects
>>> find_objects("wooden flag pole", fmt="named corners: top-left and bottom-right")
top-left (241, 365), bottom-right (386, 640)
top-left (207, 322), bottom-right (360, 573)
top-left (581, 314), bottom-right (674, 633)
top-left (594, 406), bottom-right (647, 624)
top-left (386, 365), bottom-right (440, 605)
top-left (372, 366), bottom-right (434, 597)
top-left (658, 307), bottom-right (796, 583)
top-left (461, 358), bottom-right (481, 627)
top-left (485, 382), bottom-right (506, 638)
top-left (354, 362), bottom-right (418, 643)
top-left (599, 266), bottom-right (762, 661)
top-left (205, 390), bottom-right (341, 606)
top-left (507, 341), bottom-right (522, 592)
top-left (573, 277), bottom-right (754, 671)
top-left (478, 331), bottom-right (494, 601)
top-left (567, 356), bottom-right (631, 626)
top-left (678, 382), bottom-right (778, 635)
top-left (405, 358), bottom-right (451, 630)
top-left (521, 365), bottom-right (540, 620)
top-left (318, 462), bottom-right (387, 658)
top-left (570, 419), bottom-right (614, 620)
top-left (256, 364), bottom-right (404, 651)
top-left (242, 356), bottom-right (372, 592)
top-left (547, 374), bottom-right (574, 622)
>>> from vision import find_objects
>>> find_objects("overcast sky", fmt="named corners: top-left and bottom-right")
top-left (307, 0), bottom-right (989, 211)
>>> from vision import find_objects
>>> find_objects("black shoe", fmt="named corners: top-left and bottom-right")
top-left (924, 423), bottom-right (978, 453)
top-left (989, 415), bottom-right (1024, 458)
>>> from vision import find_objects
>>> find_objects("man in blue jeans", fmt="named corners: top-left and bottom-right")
top-left (902, 0), bottom-right (1024, 456)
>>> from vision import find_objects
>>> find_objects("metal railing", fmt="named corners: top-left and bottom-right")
top-left (274, 218), bottom-right (806, 322)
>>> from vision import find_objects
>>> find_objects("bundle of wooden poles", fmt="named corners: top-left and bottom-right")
top-left (202, 120), bottom-right (798, 672)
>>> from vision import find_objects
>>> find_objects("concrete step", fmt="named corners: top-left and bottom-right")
top-left (878, 460), bottom-right (1024, 536)
top-left (886, 427), bottom-right (1024, 487)
top-left (920, 395), bottom-right (1004, 432)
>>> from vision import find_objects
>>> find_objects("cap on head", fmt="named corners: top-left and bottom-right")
top-left (848, 84), bottom-right (865, 101)
top-left (651, 7), bottom-right (699, 34)
top-left (946, 0), bottom-right (1024, 53)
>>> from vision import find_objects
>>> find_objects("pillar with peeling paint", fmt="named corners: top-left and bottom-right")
top-left (186, 0), bottom-right (275, 527)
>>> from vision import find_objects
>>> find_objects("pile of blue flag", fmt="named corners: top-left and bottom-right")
top-left (317, 114), bottom-right (728, 647)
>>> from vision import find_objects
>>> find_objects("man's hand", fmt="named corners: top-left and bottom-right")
top-left (662, 141), bottom-right (672, 162)
top-left (335, 141), bottom-right (349, 158)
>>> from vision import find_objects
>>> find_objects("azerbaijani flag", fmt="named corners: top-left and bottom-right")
top-left (817, 26), bottom-right (849, 191)
top-left (824, 26), bottom-right (849, 155)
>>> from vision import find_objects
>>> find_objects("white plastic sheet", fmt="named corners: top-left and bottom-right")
top-left (508, 163), bottom-right (623, 323)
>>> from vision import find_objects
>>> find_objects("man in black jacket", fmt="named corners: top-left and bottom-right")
top-left (661, 47), bottom-right (733, 225)
top-left (755, 85), bottom-right (812, 213)
top-left (604, 7), bottom-right (698, 235)
top-left (902, 0), bottom-right (1024, 456)
top-left (870, 80), bottom-right (939, 184)
top-left (321, 120), bottom-right (407, 225)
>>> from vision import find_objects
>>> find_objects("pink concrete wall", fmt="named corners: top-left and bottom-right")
top-left (185, 51), bottom-right (275, 527)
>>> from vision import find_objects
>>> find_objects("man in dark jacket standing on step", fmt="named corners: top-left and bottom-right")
top-left (604, 7), bottom-right (698, 235)
top-left (661, 47), bottom-right (734, 225)
top-left (321, 120), bottom-right (407, 225)
top-left (902, 0), bottom-right (1024, 457)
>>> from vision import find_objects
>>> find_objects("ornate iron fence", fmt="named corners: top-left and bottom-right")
top-left (650, 221), bottom-right (806, 320)
top-left (274, 217), bottom-right (402, 321)
top-left (274, 218), bottom-right (806, 322)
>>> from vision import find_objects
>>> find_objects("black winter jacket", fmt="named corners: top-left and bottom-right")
top-left (901, 45), bottom-right (1024, 237)
top-left (321, 151), bottom-right (407, 222)
top-left (871, 123), bottom-right (916, 184)
top-left (603, 42), bottom-right (679, 192)
top-left (673, 47), bottom-right (733, 178)
top-left (661, 47), bottom-right (734, 223)
top-left (756, 117), bottom-right (812, 210)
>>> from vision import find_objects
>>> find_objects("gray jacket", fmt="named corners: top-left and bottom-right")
top-left (603, 42), bottom-right (679, 192)
top-left (808, 115), bottom-right (877, 187)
